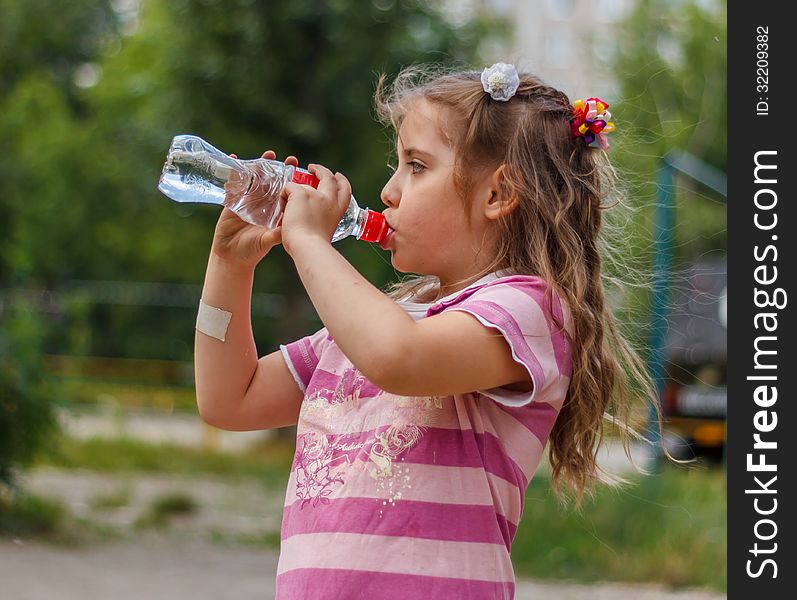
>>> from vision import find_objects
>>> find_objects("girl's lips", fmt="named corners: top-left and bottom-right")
top-left (379, 227), bottom-right (395, 250)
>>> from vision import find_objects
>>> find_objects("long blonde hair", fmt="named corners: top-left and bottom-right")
top-left (374, 65), bottom-right (662, 503)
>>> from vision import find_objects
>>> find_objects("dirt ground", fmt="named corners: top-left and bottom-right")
top-left (2, 467), bottom-right (726, 600)
top-left (1, 535), bottom-right (725, 600)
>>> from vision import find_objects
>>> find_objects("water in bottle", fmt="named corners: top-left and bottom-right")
top-left (158, 134), bottom-right (389, 244)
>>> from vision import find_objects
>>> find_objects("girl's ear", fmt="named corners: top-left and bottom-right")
top-left (483, 164), bottom-right (519, 220)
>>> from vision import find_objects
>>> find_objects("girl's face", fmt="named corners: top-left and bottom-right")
top-left (380, 99), bottom-right (498, 294)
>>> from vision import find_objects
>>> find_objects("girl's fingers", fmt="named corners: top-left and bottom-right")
top-left (334, 172), bottom-right (352, 209)
top-left (280, 181), bottom-right (300, 203)
top-left (259, 150), bottom-right (299, 168)
top-left (308, 163), bottom-right (335, 179)
top-left (261, 226), bottom-right (281, 246)
top-left (308, 163), bottom-right (339, 199)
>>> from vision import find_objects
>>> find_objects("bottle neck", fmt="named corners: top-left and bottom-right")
top-left (356, 207), bottom-right (389, 243)
top-left (287, 164), bottom-right (388, 244)
top-left (352, 206), bottom-right (368, 239)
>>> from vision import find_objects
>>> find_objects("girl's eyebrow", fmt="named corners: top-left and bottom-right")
top-left (400, 146), bottom-right (433, 158)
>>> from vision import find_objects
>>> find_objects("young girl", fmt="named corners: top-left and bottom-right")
top-left (194, 63), bottom-right (656, 599)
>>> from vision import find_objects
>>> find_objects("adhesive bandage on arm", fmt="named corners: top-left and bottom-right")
top-left (196, 299), bottom-right (233, 342)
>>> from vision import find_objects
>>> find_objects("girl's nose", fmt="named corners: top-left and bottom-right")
top-left (380, 178), bottom-right (399, 208)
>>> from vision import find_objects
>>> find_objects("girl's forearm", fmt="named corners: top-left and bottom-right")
top-left (288, 236), bottom-right (415, 386)
top-left (194, 252), bottom-right (259, 420)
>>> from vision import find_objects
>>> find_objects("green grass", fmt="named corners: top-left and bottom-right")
top-left (0, 489), bottom-right (121, 545)
top-left (208, 528), bottom-right (281, 550)
top-left (25, 435), bottom-right (725, 591)
top-left (33, 434), bottom-right (294, 487)
top-left (512, 465), bottom-right (726, 592)
top-left (90, 485), bottom-right (133, 511)
top-left (0, 491), bottom-right (68, 538)
top-left (134, 492), bottom-right (199, 530)
top-left (58, 380), bottom-right (199, 412)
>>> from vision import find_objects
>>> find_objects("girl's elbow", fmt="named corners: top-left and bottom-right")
top-left (195, 393), bottom-right (233, 429)
top-left (197, 403), bottom-right (241, 431)
top-left (352, 349), bottom-right (395, 391)
top-left (196, 396), bottom-right (221, 427)
top-left (355, 330), bottom-right (420, 394)
top-left (363, 363), bottom-right (396, 394)
top-left (380, 378), bottom-right (418, 396)
top-left (361, 348), bottom-right (411, 395)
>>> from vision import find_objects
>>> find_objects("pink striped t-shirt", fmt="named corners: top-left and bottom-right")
top-left (276, 273), bottom-right (573, 599)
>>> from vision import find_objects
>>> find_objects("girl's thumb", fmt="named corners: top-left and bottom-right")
top-left (260, 227), bottom-right (282, 251)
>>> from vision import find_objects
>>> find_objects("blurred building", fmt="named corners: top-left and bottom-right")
top-left (448, 0), bottom-right (632, 99)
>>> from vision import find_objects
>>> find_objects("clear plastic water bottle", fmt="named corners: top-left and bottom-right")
top-left (158, 134), bottom-right (389, 244)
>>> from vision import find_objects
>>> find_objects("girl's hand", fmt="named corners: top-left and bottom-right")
top-left (280, 163), bottom-right (352, 256)
top-left (210, 150), bottom-right (298, 271)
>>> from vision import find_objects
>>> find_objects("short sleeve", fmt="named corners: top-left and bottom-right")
top-left (428, 276), bottom-right (572, 408)
top-left (279, 327), bottom-right (331, 394)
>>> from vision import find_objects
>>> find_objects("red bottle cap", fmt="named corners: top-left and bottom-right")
top-left (291, 168), bottom-right (320, 188)
top-left (359, 210), bottom-right (389, 243)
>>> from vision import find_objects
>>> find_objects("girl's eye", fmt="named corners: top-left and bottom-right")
top-left (408, 160), bottom-right (426, 174)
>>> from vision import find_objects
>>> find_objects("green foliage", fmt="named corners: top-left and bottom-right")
top-left (615, 0), bottom-right (726, 170)
top-left (603, 0), bottom-right (727, 342)
top-left (134, 491), bottom-right (198, 529)
top-left (612, 0), bottom-right (727, 263)
top-left (35, 434), bottom-right (294, 485)
top-left (0, 0), bottom-right (499, 365)
top-left (89, 485), bottom-right (133, 511)
top-left (0, 304), bottom-right (59, 489)
top-left (0, 0), bottom-right (121, 285)
top-left (0, 0), bottom-right (119, 100)
top-left (0, 489), bottom-right (68, 538)
top-left (513, 467), bottom-right (727, 591)
top-left (82, 0), bottom-right (499, 300)
top-left (209, 528), bottom-right (282, 550)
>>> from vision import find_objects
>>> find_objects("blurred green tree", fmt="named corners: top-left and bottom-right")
top-left (0, 303), bottom-right (58, 490)
top-left (613, 0), bottom-right (727, 260)
top-left (1, 0), bottom-right (503, 363)
top-left (82, 0), bottom-right (502, 356)
top-left (0, 0), bottom-right (121, 286)
top-left (0, 0), bottom-right (119, 101)
top-left (605, 0), bottom-right (726, 345)
top-left (0, 0), bottom-right (119, 487)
